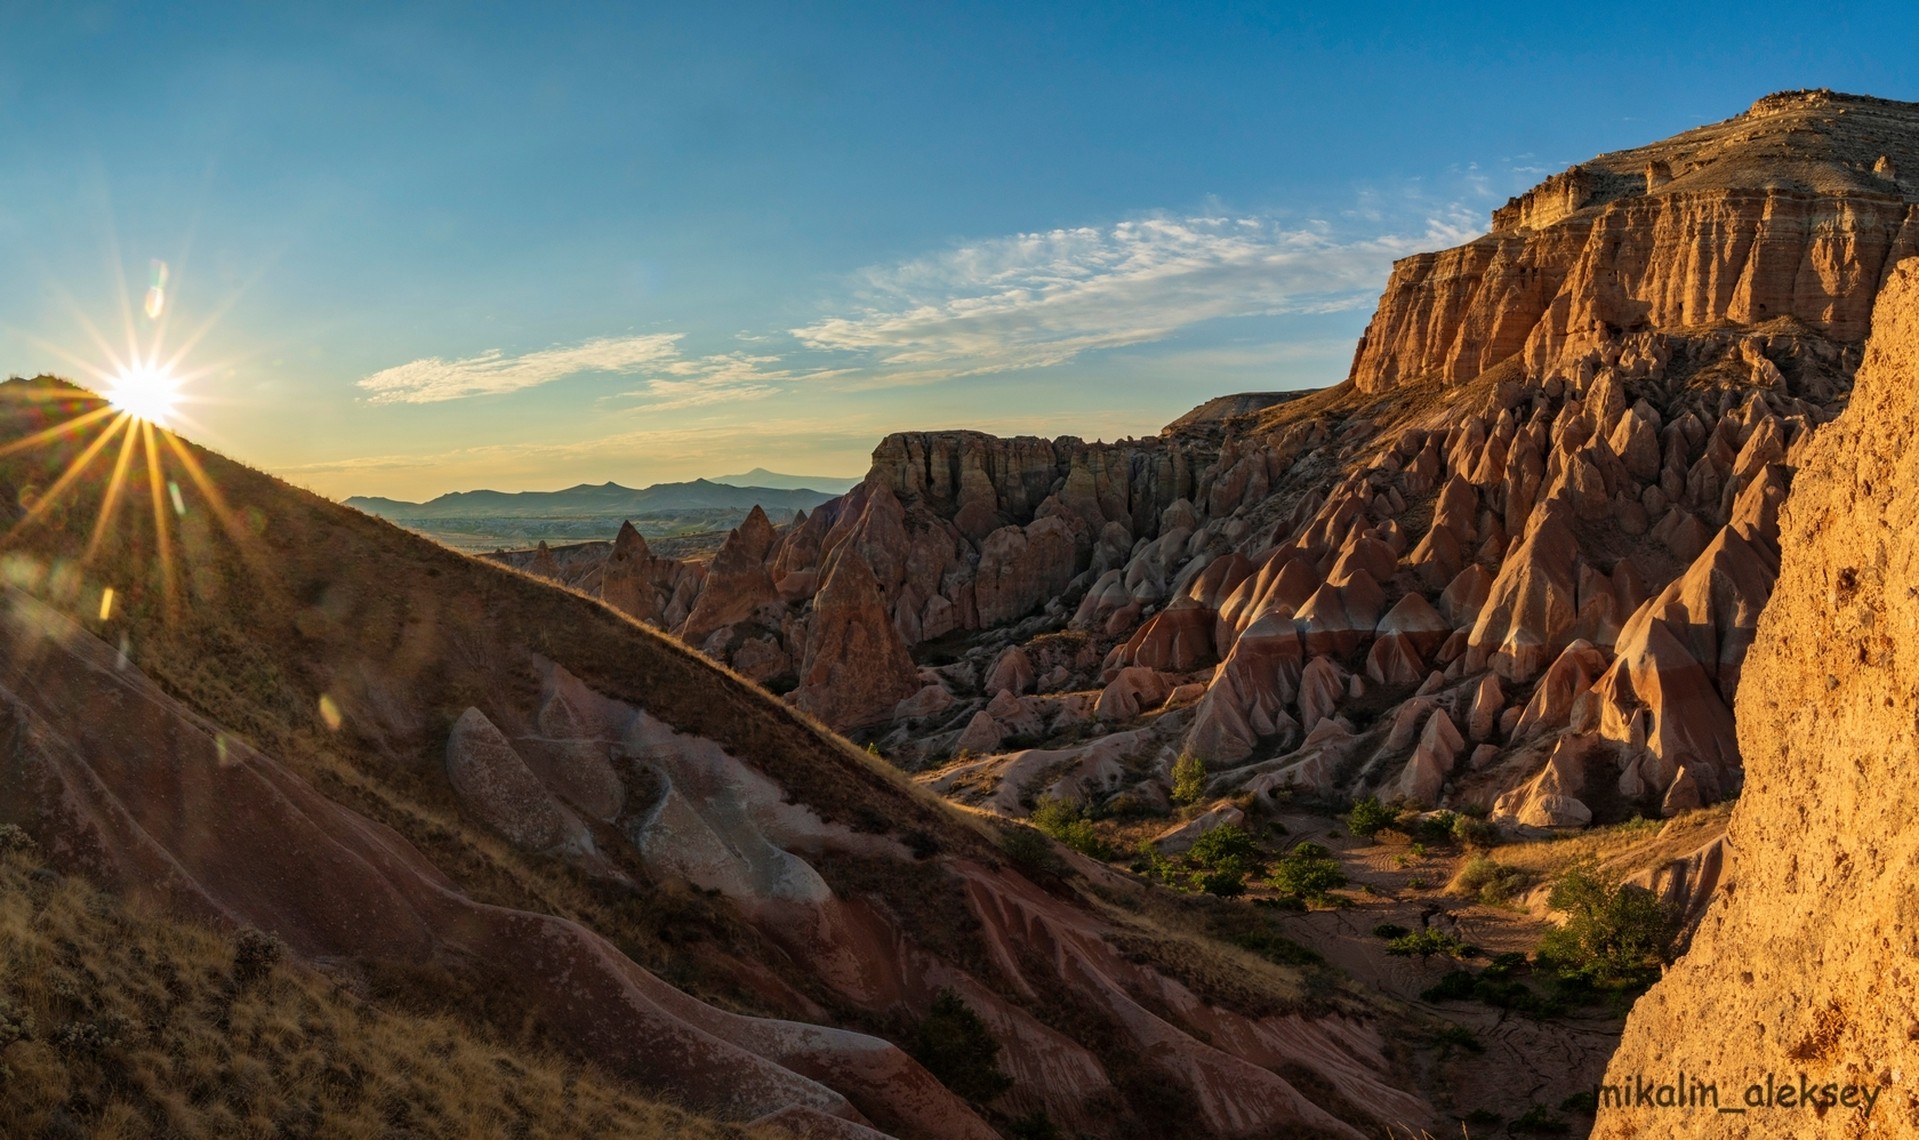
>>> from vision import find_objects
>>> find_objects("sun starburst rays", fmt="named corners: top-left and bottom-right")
top-left (0, 252), bottom-right (263, 630)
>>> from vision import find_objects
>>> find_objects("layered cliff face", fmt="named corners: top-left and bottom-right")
top-left (1350, 90), bottom-right (1919, 394)
top-left (1591, 257), bottom-right (1919, 1139)
top-left (485, 95), bottom-right (1919, 853)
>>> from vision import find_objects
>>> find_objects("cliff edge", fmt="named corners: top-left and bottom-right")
top-left (1594, 256), bottom-right (1919, 1137)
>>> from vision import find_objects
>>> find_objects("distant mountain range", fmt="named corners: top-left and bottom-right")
top-left (346, 478), bottom-right (839, 521)
top-left (709, 467), bottom-right (861, 493)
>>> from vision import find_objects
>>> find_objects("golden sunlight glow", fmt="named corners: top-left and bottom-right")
top-left (103, 365), bottom-right (182, 426)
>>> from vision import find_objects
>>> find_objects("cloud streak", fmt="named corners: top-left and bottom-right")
top-left (788, 211), bottom-right (1481, 380)
top-left (359, 334), bottom-right (686, 404)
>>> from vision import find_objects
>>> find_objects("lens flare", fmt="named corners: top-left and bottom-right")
top-left (144, 260), bottom-right (169, 321)
top-left (103, 364), bottom-right (182, 426)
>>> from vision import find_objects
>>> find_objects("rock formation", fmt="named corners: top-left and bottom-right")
top-left (1593, 256), bottom-right (1919, 1139)
top-left (477, 93), bottom-right (1919, 839)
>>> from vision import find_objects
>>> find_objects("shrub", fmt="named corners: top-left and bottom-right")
top-left (1536, 862), bottom-right (1678, 986)
top-left (1269, 842), bottom-right (1347, 903)
top-left (0, 997), bottom-right (32, 1049)
top-left (1171, 752), bottom-right (1208, 806)
top-left (1187, 823), bottom-right (1259, 868)
top-left (232, 927), bottom-right (284, 984)
top-left (0, 824), bottom-right (36, 856)
top-left (1421, 970), bottom-right (1478, 1001)
top-left (1183, 825), bottom-right (1265, 896)
top-left (1371, 923), bottom-right (1411, 940)
top-left (1412, 812), bottom-right (1458, 845)
top-left (912, 990), bottom-right (1012, 1104)
top-left (1386, 928), bottom-right (1474, 959)
top-left (1001, 826), bottom-right (1064, 878)
top-left (1450, 813), bottom-right (1498, 848)
top-left (1194, 860), bottom-right (1250, 897)
top-left (1346, 795), bottom-right (1394, 839)
top-left (1029, 796), bottom-right (1113, 859)
top-left (1453, 855), bottom-right (1533, 906)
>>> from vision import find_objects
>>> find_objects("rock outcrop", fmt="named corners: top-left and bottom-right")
top-left (1594, 256), bottom-right (1919, 1139)
top-left (486, 92), bottom-right (1919, 837)
top-left (1351, 90), bottom-right (1919, 394)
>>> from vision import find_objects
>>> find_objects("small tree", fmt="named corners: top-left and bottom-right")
top-left (1270, 841), bottom-right (1347, 903)
top-left (1537, 862), bottom-right (1678, 985)
top-left (1171, 752), bottom-right (1208, 806)
top-left (1187, 824), bottom-right (1263, 896)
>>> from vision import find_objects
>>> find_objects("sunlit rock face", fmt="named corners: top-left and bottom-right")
top-left (1594, 257), bottom-right (1919, 1139)
top-left (527, 93), bottom-right (1919, 838)
top-left (1350, 90), bottom-right (1919, 394)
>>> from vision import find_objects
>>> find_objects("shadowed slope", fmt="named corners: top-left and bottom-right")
top-left (0, 379), bottom-right (1434, 1138)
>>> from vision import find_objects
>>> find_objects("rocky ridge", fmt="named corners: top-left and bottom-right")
top-left (516, 91), bottom-right (1919, 840)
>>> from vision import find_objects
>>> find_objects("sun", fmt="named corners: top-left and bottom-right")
top-left (103, 364), bottom-right (182, 426)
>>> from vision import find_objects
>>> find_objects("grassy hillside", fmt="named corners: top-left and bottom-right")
top-left (0, 834), bottom-right (752, 1140)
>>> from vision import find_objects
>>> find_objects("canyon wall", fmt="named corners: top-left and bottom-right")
top-left (514, 92), bottom-right (1919, 843)
top-left (1592, 258), bottom-right (1919, 1138)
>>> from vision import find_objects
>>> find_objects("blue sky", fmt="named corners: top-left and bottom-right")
top-left (0, 2), bottom-right (1911, 499)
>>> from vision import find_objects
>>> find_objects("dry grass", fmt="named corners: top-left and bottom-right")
top-left (0, 850), bottom-right (754, 1140)
top-left (1487, 803), bottom-right (1733, 891)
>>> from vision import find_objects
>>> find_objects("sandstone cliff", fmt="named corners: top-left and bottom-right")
top-left (516, 93), bottom-right (1919, 843)
top-left (1350, 89), bottom-right (1919, 393)
top-left (1592, 257), bottom-right (1919, 1138)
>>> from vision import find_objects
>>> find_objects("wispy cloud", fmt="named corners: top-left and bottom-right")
top-left (787, 211), bottom-right (1482, 382)
top-left (359, 334), bottom-right (685, 404)
top-left (617, 351), bottom-right (821, 411)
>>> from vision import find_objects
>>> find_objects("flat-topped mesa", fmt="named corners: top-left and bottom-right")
top-left (1350, 90), bottom-right (1919, 394)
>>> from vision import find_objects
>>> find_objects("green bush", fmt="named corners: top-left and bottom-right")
top-left (1412, 811), bottom-right (1458, 845)
top-left (1536, 862), bottom-right (1678, 986)
top-left (1187, 823), bottom-right (1259, 868)
top-left (1029, 796), bottom-right (1114, 859)
top-left (1454, 855), bottom-right (1533, 906)
top-left (913, 990), bottom-right (1013, 1104)
top-left (1269, 842), bottom-right (1347, 903)
top-left (1346, 795), bottom-right (1394, 839)
top-left (1421, 970), bottom-right (1479, 1001)
top-left (1386, 928), bottom-right (1474, 959)
top-left (1001, 826), bottom-right (1064, 878)
top-left (1171, 752), bottom-right (1208, 806)
top-left (1186, 824), bottom-right (1264, 896)
top-left (1194, 859), bottom-right (1250, 897)
top-left (1450, 813), bottom-right (1497, 848)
